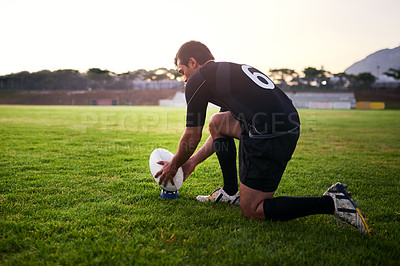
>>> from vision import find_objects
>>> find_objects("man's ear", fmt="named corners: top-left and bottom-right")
top-left (188, 57), bottom-right (198, 68)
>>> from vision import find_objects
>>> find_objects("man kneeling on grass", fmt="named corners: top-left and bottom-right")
top-left (155, 41), bottom-right (370, 234)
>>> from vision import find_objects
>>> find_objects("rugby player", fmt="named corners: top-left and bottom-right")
top-left (156, 41), bottom-right (370, 234)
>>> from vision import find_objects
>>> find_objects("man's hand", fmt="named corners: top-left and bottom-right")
top-left (155, 126), bottom-right (202, 187)
top-left (155, 161), bottom-right (178, 187)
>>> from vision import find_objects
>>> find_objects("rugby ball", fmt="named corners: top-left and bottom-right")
top-left (149, 148), bottom-right (183, 192)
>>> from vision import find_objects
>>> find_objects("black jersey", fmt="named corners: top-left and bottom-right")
top-left (185, 62), bottom-right (300, 137)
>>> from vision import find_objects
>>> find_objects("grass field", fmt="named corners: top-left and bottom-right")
top-left (1, 105), bottom-right (399, 265)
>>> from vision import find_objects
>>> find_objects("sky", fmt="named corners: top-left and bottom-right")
top-left (0, 0), bottom-right (399, 76)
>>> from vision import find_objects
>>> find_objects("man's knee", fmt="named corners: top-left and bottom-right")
top-left (240, 200), bottom-right (265, 220)
top-left (239, 183), bottom-right (274, 220)
top-left (209, 113), bottom-right (225, 136)
top-left (240, 205), bottom-right (255, 218)
top-left (209, 111), bottom-right (241, 139)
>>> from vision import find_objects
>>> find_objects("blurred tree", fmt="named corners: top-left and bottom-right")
top-left (303, 67), bottom-right (329, 87)
top-left (0, 67), bottom-right (184, 91)
top-left (54, 69), bottom-right (86, 90)
top-left (35, 70), bottom-right (54, 90)
top-left (330, 72), bottom-right (352, 89)
top-left (146, 68), bottom-right (168, 81)
top-left (384, 68), bottom-right (400, 80)
top-left (14, 71), bottom-right (31, 90)
top-left (86, 68), bottom-right (114, 90)
top-left (143, 68), bottom-right (183, 81)
top-left (353, 72), bottom-right (376, 90)
top-left (168, 68), bottom-right (183, 80)
top-left (269, 68), bottom-right (298, 89)
top-left (87, 68), bottom-right (112, 80)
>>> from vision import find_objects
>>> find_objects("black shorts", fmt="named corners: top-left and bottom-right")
top-left (239, 126), bottom-right (300, 192)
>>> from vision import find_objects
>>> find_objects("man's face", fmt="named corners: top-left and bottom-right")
top-left (177, 58), bottom-right (198, 82)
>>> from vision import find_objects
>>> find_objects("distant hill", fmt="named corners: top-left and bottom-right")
top-left (345, 46), bottom-right (400, 76)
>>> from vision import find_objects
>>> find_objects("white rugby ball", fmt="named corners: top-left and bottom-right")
top-left (149, 148), bottom-right (183, 192)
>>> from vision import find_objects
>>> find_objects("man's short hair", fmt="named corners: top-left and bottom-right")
top-left (174, 41), bottom-right (215, 66)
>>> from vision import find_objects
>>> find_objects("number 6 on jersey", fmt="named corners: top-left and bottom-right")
top-left (241, 65), bottom-right (275, 90)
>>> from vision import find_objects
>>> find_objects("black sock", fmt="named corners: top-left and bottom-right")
top-left (263, 195), bottom-right (335, 221)
top-left (213, 137), bottom-right (238, 196)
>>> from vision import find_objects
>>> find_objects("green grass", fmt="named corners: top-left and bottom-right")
top-left (1, 105), bottom-right (399, 265)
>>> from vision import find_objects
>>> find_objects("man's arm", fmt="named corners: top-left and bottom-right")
top-left (156, 126), bottom-right (203, 186)
top-left (172, 126), bottom-right (203, 168)
top-left (179, 135), bottom-right (214, 181)
top-left (185, 135), bottom-right (214, 163)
